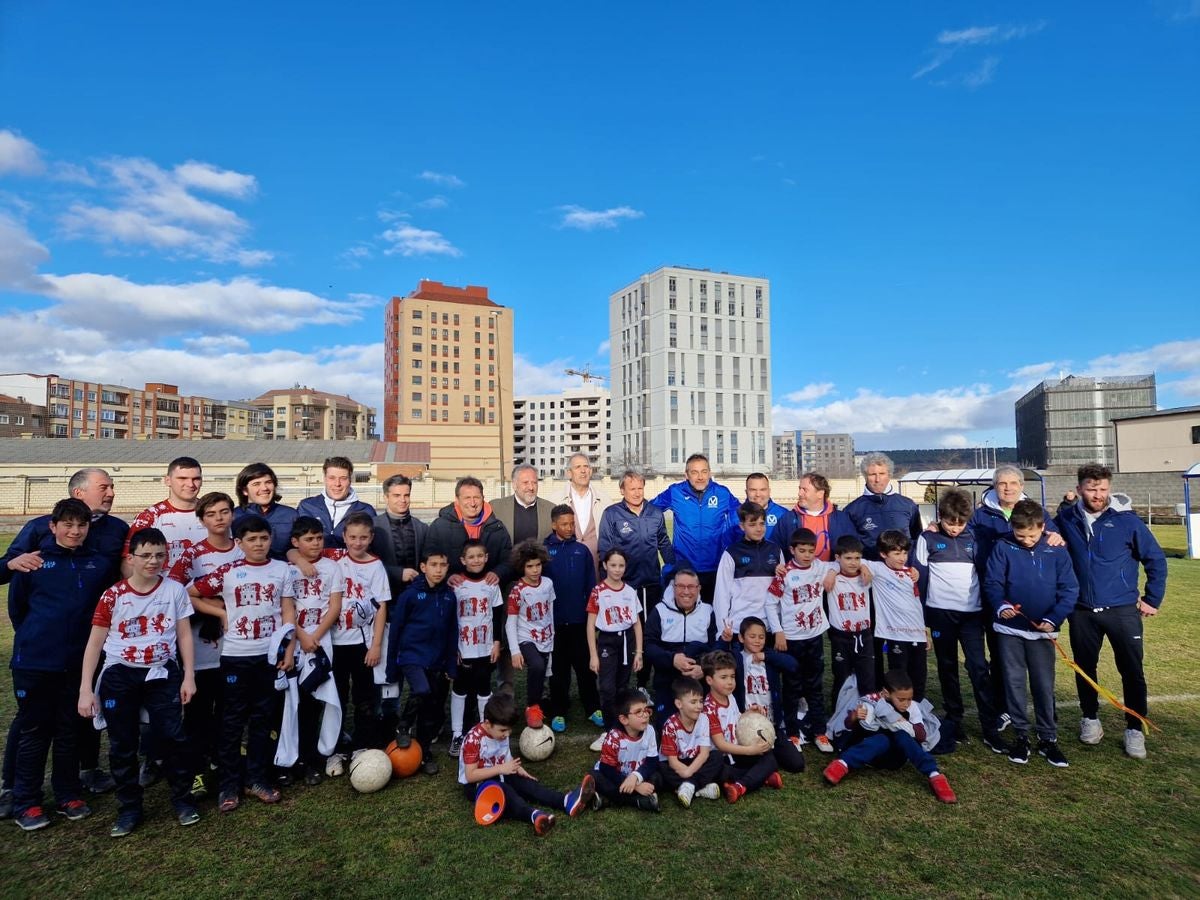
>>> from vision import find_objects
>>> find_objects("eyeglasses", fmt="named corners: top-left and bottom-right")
top-left (132, 552), bottom-right (168, 561)
top-left (628, 707), bottom-right (652, 717)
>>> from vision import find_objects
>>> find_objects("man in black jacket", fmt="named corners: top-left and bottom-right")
top-left (371, 474), bottom-right (429, 602)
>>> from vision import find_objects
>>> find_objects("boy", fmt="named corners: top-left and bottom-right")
top-left (912, 489), bottom-right (1005, 751)
top-left (984, 500), bottom-right (1079, 767)
top-left (735, 617), bottom-right (805, 773)
top-left (592, 687), bottom-right (661, 812)
top-left (286, 517), bottom-right (344, 784)
top-left (450, 539), bottom-right (504, 756)
top-left (505, 541), bottom-right (556, 729)
top-left (767, 528), bottom-right (836, 752)
top-left (658, 677), bottom-right (723, 807)
top-left (322, 512), bottom-right (390, 764)
top-left (388, 550), bottom-right (457, 776)
top-left (823, 670), bottom-right (957, 803)
top-left (78, 528), bottom-right (198, 836)
top-left (825, 535), bottom-right (875, 703)
top-left (714, 502), bottom-right (784, 642)
top-left (459, 693), bottom-right (595, 835)
top-left (544, 506), bottom-right (599, 734)
top-left (701, 650), bottom-right (778, 803)
top-left (860, 530), bottom-right (928, 700)
top-left (189, 515), bottom-right (295, 812)
top-left (4, 498), bottom-right (111, 831)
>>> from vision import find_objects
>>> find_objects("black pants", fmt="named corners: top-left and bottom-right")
top-left (773, 732), bottom-right (806, 773)
top-left (218, 655), bottom-right (278, 795)
top-left (333, 643), bottom-right (378, 751)
top-left (595, 630), bottom-right (633, 729)
top-left (728, 749), bottom-right (778, 792)
top-left (782, 636), bottom-right (827, 738)
top-left (593, 765), bottom-right (663, 807)
top-left (829, 629), bottom-right (875, 706)
top-left (398, 665), bottom-right (450, 754)
top-left (1069, 604), bottom-right (1148, 730)
top-left (984, 623), bottom-right (1008, 718)
top-left (452, 656), bottom-right (493, 698)
top-left (549, 623), bottom-right (600, 719)
top-left (517, 643), bottom-right (550, 709)
top-left (461, 773), bottom-right (564, 823)
top-left (4, 679), bottom-right (102, 787)
top-left (184, 668), bottom-right (222, 772)
top-left (697, 570), bottom-right (718, 606)
top-left (11, 669), bottom-right (83, 816)
top-left (635, 585), bottom-right (663, 689)
top-left (101, 662), bottom-right (193, 816)
top-left (926, 607), bottom-right (999, 735)
top-left (659, 751), bottom-right (726, 791)
top-left (882, 638), bottom-right (929, 701)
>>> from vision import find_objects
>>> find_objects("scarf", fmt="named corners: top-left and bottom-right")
top-left (456, 500), bottom-right (494, 540)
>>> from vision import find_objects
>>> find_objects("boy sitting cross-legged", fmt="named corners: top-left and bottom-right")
top-left (658, 677), bottom-right (723, 807)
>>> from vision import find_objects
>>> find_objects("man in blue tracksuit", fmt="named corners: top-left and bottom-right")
top-left (742, 473), bottom-right (789, 547)
top-left (1055, 464), bottom-right (1167, 760)
top-left (644, 568), bottom-right (714, 726)
top-left (600, 471), bottom-right (676, 607)
top-left (545, 508), bottom-right (599, 731)
top-left (843, 452), bottom-right (923, 560)
top-left (650, 454), bottom-right (740, 604)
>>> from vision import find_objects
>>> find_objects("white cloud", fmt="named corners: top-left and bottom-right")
top-left (940, 433), bottom-right (971, 449)
top-left (182, 334), bottom-right (251, 352)
top-left (417, 171), bottom-right (465, 189)
top-left (49, 162), bottom-right (95, 185)
top-left (416, 195), bottom-right (449, 210)
top-left (381, 223), bottom-right (462, 257)
top-left (173, 160), bottom-right (258, 198)
top-left (513, 355), bottom-right (579, 395)
top-left (938, 21), bottom-right (1046, 46)
top-left (915, 20), bottom-right (1045, 84)
top-left (558, 205), bottom-right (644, 231)
top-left (0, 212), bottom-right (51, 290)
top-left (1087, 340), bottom-right (1200, 377)
top-left (784, 382), bottom-right (835, 403)
top-left (596, 339), bottom-right (611, 356)
top-left (0, 130), bottom-right (44, 176)
top-left (963, 57), bottom-right (1000, 89)
top-left (1007, 361), bottom-right (1061, 380)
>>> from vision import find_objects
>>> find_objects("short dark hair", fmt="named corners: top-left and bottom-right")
top-left (420, 549), bottom-right (449, 564)
top-left (323, 456), bottom-right (354, 474)
top-left (938, 488), bottom-right (974, 524)
top-left (51, 497), bottom-right (91, 524)
top-left (883, 670), bottom-right (913, 693)
top-left (684, 453), bottom-right (709, 468)
top-left (234, 514), bottom-right (271, 539)
top-left (739, 615), bottom-right (767, 637)
top-left (745, 472), bottom-right (769, 486)
top-left (511, 539), bottom-right (549, 573)
top-left (195, 491), bottom-right (235, 520)
top-left (614, 687), bottom-right (649, 718)
top-left (482, 693), bottom-right (518, 728)
top-left (672, 566), bottom-right (700, 584)
top-left (738, 500), bottom-right (765, 524)
top-left (1077, 463), bottom-right (1112, 484)
top-left (291, 515), bottom-right (324, 540)
top-left (672, 677), bottom-right (704, 702)
top-left (455, 476), bottom-right (484, 497)
top-left (877, 529), bottom-right (911, 555)
top-left (342, 512), bottom-right (374, 532)
top-left (382, 474), bottom-right (412, 492)
top-left (834, 534), bottom-right (864, 556)
top-left (800, 472), bottom-right (831, 499)
top-left (789, 527), bottom-right (818, 548)
top-left (1010, 499), bottom-right (1045, 532)
top-left (461, 538), bottom-right (487, 557)
top-left (167, 456), bottom-right (202, 475)
top-left (550, 504), bottom-right (574, 521)
top-left (129, 527), bottom-right (167, 555)
top-left (600, 547), bottom-right (627, 567)
top-left (234, 462), bottom-right (280, 507)
top-left (700, 650), bottom-right (736, 678)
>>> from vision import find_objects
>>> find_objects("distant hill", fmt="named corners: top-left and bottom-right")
top-left (871, 448), bottom-right (1018, 473)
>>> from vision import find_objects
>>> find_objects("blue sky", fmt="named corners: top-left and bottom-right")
top-left (1, 1), bottom-right (1197, 450)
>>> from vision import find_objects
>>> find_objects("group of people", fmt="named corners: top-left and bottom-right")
top-left (0, 450), bottom-right (1168, 836)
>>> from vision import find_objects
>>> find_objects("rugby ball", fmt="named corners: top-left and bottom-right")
top-left (518, 725), bottom-right (556, 761)
top-left (735, 711), bottom-right (776, 748)
top-left (348, 748), bottom-right (392, 793)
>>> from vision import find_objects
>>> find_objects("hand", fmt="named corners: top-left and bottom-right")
top-left (751, 652), bottom-right (765, 664)
top-left (748, 703), bottom-right (767, 716)
top-left (483, 572), bottom-right (500, 586)
top-left (500, 757), bottom-right (521, 776)
top-left (619, 774), bottom-right (639, 794)
top-left (860, 566), bottom-right (873, 586)
top-left (1137, 599), bottom-right (1159, 618)
top-left (296, 559), bottom-right (317, 578)
top-left (721, 620), bottom-right (733, 642)
top-left (673, 652), bottom-right (694, 673)
top-left (906, 567), bottom-right (919, 583)
top-left (633, 653), bottom-right (643, 673)
top-left (822, 571), bottom-right (837, 592)
top-left (401, 567), bottom-right (419, 583)
top-left (774, 633), bottom-right (788, 652)
top-left (512, 652), bottom-right (525, 671)
top-left (6, 551), bottom-right (43, 573)
top-left (925, 520), bottom-right (939, 532)
top-left (588, 655), bottom-right (599, 674)
top-left (280, 648), bottom-right (295, 671)
top-left (77, 690), bottom-right (96, 718)
top-left (1046, 532), bottom-right (1066, 547)
top-left (853, 705), bottom-right (868, 721)
top-left (298, 631), bottom-right (317, 653)
top-left (1034, 621), bottom-right (1056, 633)
top-left (515, 764), bottom-right (535, 780)
top-left (774, 561), bottom-right (788, 578)
top-left (448, 574), bottom-right (465, 588)
top-left (180, 677), bottom-right (196, 705)
top-left (364, 646), bottom-right (381, 668)
top-left (683, 662), bottom-right (704, 679)
top-left (634, 781), bottom-right (656, 797)
top-left (999, 607), bottom-right (1018, 620)
top-left (490, 641), bottom-right (501, 663)
top-left (750, 737), bottom-right (771, 754)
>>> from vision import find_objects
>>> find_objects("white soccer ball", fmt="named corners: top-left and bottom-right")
top-left (735, 711), bottom-right (776, 749)
top-left (518, 725), bottom-right (556, 762)
top-left (348, 749), bottom-right (392, 793)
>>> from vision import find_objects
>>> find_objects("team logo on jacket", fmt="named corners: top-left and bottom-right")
top-left (767, 514), bottom-right (778, 527)
top-left (740, 556), bottom-right (751, 564)
top-left (707, 496), bottom-right (719, 508)
top-left (619, 522), bottom-right (632, 535)
top-left (862, 517), bottom-right (877, 532)
top-left (43, 561), bottom-right (56, 569)
top-left (936, 542), bottom-right (947, 551)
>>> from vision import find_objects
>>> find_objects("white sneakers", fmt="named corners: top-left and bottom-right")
top-left (588, 735), bottom-right (605, 752)
top-left (325, 753), bottom-right (347, 777)
top-left (695, 783), bottom-right (721, 800)
top-left (1124, 728), bottom-right (1147, 759)
top-left (1079, 718), bottom-right (1104, 745)
top-left (676, 782), bottom-right (695, 808)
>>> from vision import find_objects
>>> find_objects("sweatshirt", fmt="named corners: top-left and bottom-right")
top-left (713, 537), bottom-right (784, 635)
top-left (1054, 494), bottom-right (1167, 610)
top-left (387, 575), bottom-right (458, 680)
top-left (544, 533), bottom-right (596, 625)
top-left (983, 534), bottom-right (1079, 637)
top-left (650, 479), bottom-right (741, 573)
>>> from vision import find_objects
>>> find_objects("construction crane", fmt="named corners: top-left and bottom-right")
top-left (564, 366), bottom-right (606, 384)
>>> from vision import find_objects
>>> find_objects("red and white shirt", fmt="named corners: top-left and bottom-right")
top-left (586, 581), bottom-right (641, 634)
top-left (324, 549), bottom-right (391, 646)
top-left (862, 561), bottom-right (925, 642)
top-left (827, 573), bottom-right (872, 634)
top-left (740, 651), bottom-right (773, 718)
top-left (287, 557), bottom-right (344, 634)
top-left (166, 539), bottom-right (243, 672)
top-left (506, 577), bottom-right (555, 653)
top-left (767, 560), bottom-right (834, 640)
top-left (704, 693), bottom-right (741, 761)
top-left (596, 726), bottom-right (658, 776)
top-left (659, 713), bottom-right (710, 760)
top-left (125, 500), bottom-right (209, 568)
top-left (455, 577), bottom-right (504, 659)
top-left (192, 559), bottom-right (290, 657)
top-left (93, 577), bottom-right (193, 668)
top-left (457, 722), bottom-right (511, 785)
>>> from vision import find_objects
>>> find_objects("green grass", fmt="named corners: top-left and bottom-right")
top-left (1, 531), bottom-right (1198, 898)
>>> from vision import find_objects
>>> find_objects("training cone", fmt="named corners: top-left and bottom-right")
top-left (474, 780), bottom-right (506, 826)
top-left (385, 740), bottom-right (422, 778)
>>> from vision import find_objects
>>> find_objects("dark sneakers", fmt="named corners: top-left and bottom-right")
top-left (55, 799), bottom-right (92, 821)
top-left (981, 733), bottom-right (1009, 755)
top-left (110, 813), bottom-right (141, 838)
top-left (1007, 737), bottom-right (1031, 764)
top-left (1037, 740), bottom-right (1070, 768)
top-left (16, 806), bottom-right (50, 831)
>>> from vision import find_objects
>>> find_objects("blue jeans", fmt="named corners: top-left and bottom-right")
top-left (997, 634), bottom-right (1057, 742)
top-left (841, 731), bottom-right (938, 777)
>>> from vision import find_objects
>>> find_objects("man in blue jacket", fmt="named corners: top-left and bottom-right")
top-left (599, 471), bottom-right (675, 609)
top-left (1055, 464), bottom-right (1167, 760)
top-left (650, 454), bottom-right (740, 604)
top-left (844, 452), bottom-right (924, 560)
top-left (296, 456), bottom-right (377, 549)
top-left (744, 473), bottom-right (789, 546)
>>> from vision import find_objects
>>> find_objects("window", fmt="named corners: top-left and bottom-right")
top-left (412, 310), bottom-right (423, 320)
top-left (412, 343), bottom-right (423, 353)
top-left (668, 316), bottom-right (677, 349)
top-left (442, 409), bottom-right (448, 421)
top-left (412, 326), bottom-right (422, 335)
top-left (488, 412), bottom-right (495, 424)
top-left (0, 414), bottom-right (7, 424)
top-left (453, 314), bottom-right (460, 325)
top-left (73, 409), bottom-right (83, 420)
top-left (475, 316), bottom-right (481, 327)
top-left (411, 392), bottom-right (423, 402)
top-left (412, 359), bottom-right (422, 369)
top-left (412, 375), bottom-right (423, 385)
top-left (755, 287), bottom-right (763, 318)
top-left (431, 345), bottom-right (438, 356)
top-left (442, 394), bottom-right (449, 405)
top-left (412, 409), bottom-right (422, 419)
top-left (74, 389), bottom-right (83, 401)
top-left (1193, 425), bottom-right (1200, 444)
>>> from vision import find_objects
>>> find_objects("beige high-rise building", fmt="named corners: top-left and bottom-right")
top-left (384, 280), bottom-right (514, 479)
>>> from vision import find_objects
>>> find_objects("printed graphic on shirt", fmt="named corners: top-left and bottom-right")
top-left (457, 722), bottom-right (511, 785)
top-left (193, 559), bottom-right (289, 657)
top-left (125, 501), bottom-right (209, 568)
top-left (287, 557), bottom-right (344, 633)
top-left (94, 578), bottom-right (193, 667)
top-left (586, 582), bottom-right (642, 632)
top-left (456, 578), bottom-right (504, 658)
top-left (324, 549), bottom-right (391, 646)
top-left (660, 714), bottom-right (710, 759)
top-left (828, 574), bottom-right (872, 633)
top-left (507, 578), bottom-right (555, 652)
top-left (598, 726), bottom-right (658, 775)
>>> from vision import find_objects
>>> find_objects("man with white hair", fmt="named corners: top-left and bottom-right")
top-left (843, 452), bottom-right (923, 560)
top-left (558, 453), bottom-right (607, 571)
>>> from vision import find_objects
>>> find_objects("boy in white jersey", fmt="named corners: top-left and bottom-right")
top-left (450, 539), bottom-right (504, 757)
top-left (323, 513), bottom-right (392, 761)
top-left (506, 541), bottom-right (556, 729)
top-left (701, 650), bottom-right (777, 803)
top-left (861, 530), bottom-right (928, 701)
top-left (287, 516), bottom-right (344, 785)
top-left (658, 677), bottom-right (723, 807)
top-left (459, 694), bottom-right (594, 835)
top-left (124, 456), bottom-right (207, 574)
top-left (587, 548), bottom-right (643, 740)
top-left (189, 515), bottom-right (295, 812)
top-left (736, 618), bottom-right (805, 774)
top-left (592, 688), bottom-right (661, 812)
top-left (767, 528), bottom-right (835, 751)
top-left (825, 535), bottom-right (875, 704)
top-left (167, 491), bottom-right (242, 798)
top-left (78, 528), bottom-right (198, 836)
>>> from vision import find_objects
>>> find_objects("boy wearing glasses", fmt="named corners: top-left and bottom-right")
top-left (591, 687), bottom-right (661, 812)
top-left (78, 527), bottom-right (198, 837)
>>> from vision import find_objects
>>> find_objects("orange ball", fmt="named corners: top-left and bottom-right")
top-left (385, 740), bottom-right (422, 778)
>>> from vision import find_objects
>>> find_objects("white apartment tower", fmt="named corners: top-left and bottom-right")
top-left (512, 383), bottom-right (611, 478)
top-left (609, 266), bottom-right (773, 475)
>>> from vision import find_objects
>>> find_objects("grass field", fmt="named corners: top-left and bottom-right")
top-left (0, 530), bottom-right (1197, 899)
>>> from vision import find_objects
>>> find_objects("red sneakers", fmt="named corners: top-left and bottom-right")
top-left (929, 773), bottom-right (957, 804)
top-left (722, 782), bottom-right (746, 804)
top-left (765, 771), bottom-right (784, 790)
top-left (823, 759), bottom-right (849, 785)
top-left (526, 704), bottom-right (544, 729)
top-left (533, 811), bottom-right (556, 835)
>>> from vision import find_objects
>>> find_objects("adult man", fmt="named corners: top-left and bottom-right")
top-left (774, 472), bottom-right (853, 562)
top-left (557, 453), bottom-right (607, 570)
top-left (650, 453), bottom-right (741, 603)
top-left (643, 568), bottom-right (715, 724)
top-left (492, 464), bottom-right (554, 555)
top-left (296, 456), bottom-right (377, 549)
top-left (599, 470), bottom-right (675, 609)
top-left (1055, 464), bottom-right (1167, 759)
top-left (371, 474), bottom-right (429, 602)
top-left (426, 477), bottom-right (513, 583)
top-left (743, 473), bottom-right (788, 546)
top-left (843, 452), bottom-right (923, 560)
top-left (124, 456), bottom-right (208, 570)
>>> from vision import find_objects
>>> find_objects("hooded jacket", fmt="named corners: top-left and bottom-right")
top-left (842, 484), bottom-right (923, 559)
top-left (968, 488), bottom-right (1059, 574)
top-left (3, 511), bottom-right (128, 587)
top-left (425, 502), bottom-right (514, 582)
top-left (774, 500), bottom-right (854, 562)
top-left (296, 491), bottom-right (377, 549)
top-left (1054, 494), bottom-right (1167, 610)
top-left (597, 500), bottom-right (675, 590)
top-left (233, 502), bottom-right (298, 560)
top-left (544, 532), bottom-right (596, 625)
top-left (650, 479), bottom-right (741, 573)
top-left (983, 533), bottom-right (1079, 632)
top-left (644, 595), bottom-right (715, 673)
top-left (386, 575), bottom-right (458, 680)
